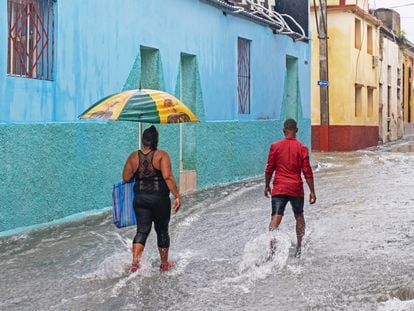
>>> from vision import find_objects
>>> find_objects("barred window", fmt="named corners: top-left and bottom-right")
top-left (237, 37), bottom-right (251, 114)
top-left (7, 0), bottom-right (55, 80)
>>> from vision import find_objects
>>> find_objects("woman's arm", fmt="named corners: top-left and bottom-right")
top-left (122, 152), bottom-right (137, 182)
top-left (159, 151), bottom-right (181, 211)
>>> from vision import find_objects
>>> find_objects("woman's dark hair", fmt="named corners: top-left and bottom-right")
top-left (142, 125), bottom-right (159, 150)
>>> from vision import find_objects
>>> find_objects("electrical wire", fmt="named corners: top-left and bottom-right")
top-left (203, 0), bottom-right (307, 40)
top-left (245, 0), bottom-right (306, 40)
top-left (389, 3), bottom-right (414, 9)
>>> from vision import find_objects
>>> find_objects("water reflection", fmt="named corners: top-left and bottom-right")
top-left (386, 142), bottom-right (414, 153)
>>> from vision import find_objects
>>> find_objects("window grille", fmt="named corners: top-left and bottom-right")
top-left (7, 0), bottom-right (55, 80)
top-left (237, 38), bottom-right (251, 114)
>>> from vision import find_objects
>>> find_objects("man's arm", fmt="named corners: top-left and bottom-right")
top-left (264, 145), bottom-right (275, 197)
top-left (305, 178), bottom-right (316, 204)
top-left (302, 146), bottom-right (316, 204)
top-left (159, 151), bottom-right (181, 212)
top-left (265, 172), bottom-right (273, 198)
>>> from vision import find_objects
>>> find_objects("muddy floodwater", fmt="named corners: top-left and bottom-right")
top-left (1, 139), bottom-right (414, 310)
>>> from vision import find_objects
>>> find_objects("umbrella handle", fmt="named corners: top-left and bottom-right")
top-left (179, 123), bottom-right (183, 171)
top-left (138, 122), bottom-right (142, 148)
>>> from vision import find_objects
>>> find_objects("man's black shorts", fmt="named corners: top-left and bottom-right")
top-left (271, 195), bottom-right (304, 216)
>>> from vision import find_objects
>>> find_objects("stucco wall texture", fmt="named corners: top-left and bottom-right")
top-left (0, 119), bottom-right (310, 233)
top-left (195, 119), bottom-right (311, 188)
top-left (0, 123), bottom-right (135, 232)
top-left (0, 0), bottom-right (311, 233)
top-left (1, 0), bottom-right (311, 123)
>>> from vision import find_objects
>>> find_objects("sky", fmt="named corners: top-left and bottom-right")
top-left (369, 0), bottom-right (414, 42)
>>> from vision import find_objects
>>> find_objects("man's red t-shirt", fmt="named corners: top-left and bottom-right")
top-left (265, 137), bottom-right (313, 197)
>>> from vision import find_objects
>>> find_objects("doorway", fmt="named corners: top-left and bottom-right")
top-left (178, 53), bottom-right (198, 193)
top-left (281, 56), bottom-right (302, 122)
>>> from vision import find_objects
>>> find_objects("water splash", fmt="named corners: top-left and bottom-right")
top-left (239, 230), bottom-right (290, 273)
top-left (220, 230), bottom-right (291, 293)
top-left (2, 141), bottom-right (414, 310)
top-left (78, 248), bottom-right (131, 280)
top-left (377, 298), bottom-right (414, 311)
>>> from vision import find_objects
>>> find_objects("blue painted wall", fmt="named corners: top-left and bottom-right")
top-left (0, 0), bottom-right (311, 233)
top-left (1, 0), bottom-right (311, 123)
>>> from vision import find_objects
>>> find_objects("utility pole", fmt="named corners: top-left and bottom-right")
top-left (315, 0), bottom-right (330, 151)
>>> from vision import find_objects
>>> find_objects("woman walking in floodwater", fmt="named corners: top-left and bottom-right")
top-left (122, 125), bottom-right (180, 272)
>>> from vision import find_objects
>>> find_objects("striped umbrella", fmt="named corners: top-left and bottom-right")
top-left (79, 89), bottom-right (199, 123)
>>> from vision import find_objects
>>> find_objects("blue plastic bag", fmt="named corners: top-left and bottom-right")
top-left (112, 180), bottom-right (136, 228)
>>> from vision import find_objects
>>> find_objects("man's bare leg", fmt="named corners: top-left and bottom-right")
top-left (294, 213), bottom-right (305, 257)
top-left (269, 214), bottom-right (283, 231)
top-left (269, 214), bottom-right (283, 255)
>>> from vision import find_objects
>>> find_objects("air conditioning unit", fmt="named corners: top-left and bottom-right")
top-left (372, 56), bottom-right (379, 68)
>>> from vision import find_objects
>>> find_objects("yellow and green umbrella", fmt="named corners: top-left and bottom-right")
top-left (79, 89), bottom-right (199, 124)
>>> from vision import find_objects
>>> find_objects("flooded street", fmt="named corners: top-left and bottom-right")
top-left (1, 139), bottom-right (414, 310)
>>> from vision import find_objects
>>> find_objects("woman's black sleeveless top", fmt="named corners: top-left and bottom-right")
top-left (133, 150), bottom-right (169, 195)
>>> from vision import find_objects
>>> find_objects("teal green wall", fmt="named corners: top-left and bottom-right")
top-left (0, 119), bottom-right (310, 233)
top-left (140, 47), bottom-right (165, 90)
top-left (0, 123), bottom-right (137, 232)
top-left (177, 54), bottom-right (204, 171)
top-left (0, 0), bottom-right (311, 234)
top-left (194, 119), bottom-right (311, 188)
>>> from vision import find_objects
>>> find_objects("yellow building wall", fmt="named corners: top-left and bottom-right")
top-left (327, 0), bottom-right (340, 5)
top-left (345, 0), bottom-right (369, 11)
top-left (311, 9), bottom-right (379, 127)
top-left (326, 0), bottom-right (369, 11)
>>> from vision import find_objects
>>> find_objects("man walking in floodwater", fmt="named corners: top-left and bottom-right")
top-left (264, 119), bottom-right (316, 257)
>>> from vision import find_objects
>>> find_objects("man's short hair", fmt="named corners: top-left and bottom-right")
top-left (284, 118), bottom-right (297, 130)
